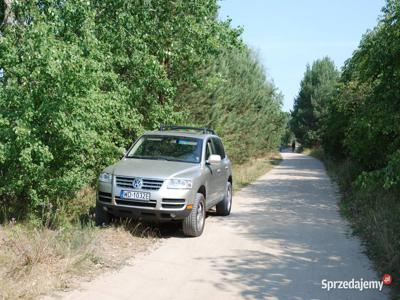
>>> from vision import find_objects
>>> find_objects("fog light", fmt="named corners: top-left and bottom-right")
top-left (103, 206), bottom-right (108, 212)
top-left (171, 213), bottom-right (176, 218)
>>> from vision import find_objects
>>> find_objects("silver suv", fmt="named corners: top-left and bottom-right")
top-left (96, 125), bottom-right (233, 237)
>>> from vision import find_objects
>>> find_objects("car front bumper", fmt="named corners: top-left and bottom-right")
top-left (97, 180), bottom-right (195, 221)
top-left (96, 202), bottom-right (192, 221)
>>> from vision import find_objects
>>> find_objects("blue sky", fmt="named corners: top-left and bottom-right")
top-left (218, 0), bottom-right (385, 111)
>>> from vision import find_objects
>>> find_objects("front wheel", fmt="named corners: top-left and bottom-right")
top-left (216, 181), bottom-right (232, 216)
top-left (183, 193), bottom-right (206, 237)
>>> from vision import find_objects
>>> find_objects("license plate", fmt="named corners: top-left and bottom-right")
top-left (120, 190), bottom-right (150, 201)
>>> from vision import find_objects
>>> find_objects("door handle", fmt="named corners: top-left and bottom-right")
top-left (217, 169), bottom-right (221, 173)
top-left (224, 166), bottom-right (228, 170)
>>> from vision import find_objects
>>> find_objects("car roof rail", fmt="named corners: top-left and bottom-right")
top-left (159, 124), bottom-right (215, 135)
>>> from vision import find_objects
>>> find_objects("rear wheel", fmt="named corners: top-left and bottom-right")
top-left (216, 181), bottom-right (232, 216)
top-left (95, 202), bottom-right (110, 226)
top-left (183, 193), bottom-right (205, 237)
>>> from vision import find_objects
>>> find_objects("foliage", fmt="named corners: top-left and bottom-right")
top-left (178, 48), bottom-right (286, 162)
top-left (290, 57), bottom-right (339, 147)
top-left (91, 0), bottom-right (242, 128)
top-left (280, 112), bottom-right (294, 146)
top-left (0, 1), bottom-right (136, 219)
top-left (0, 0), bottom-right (243, 220)
top-left (322, 0), bottom-right (400, 190)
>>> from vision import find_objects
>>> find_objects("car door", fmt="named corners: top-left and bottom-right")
top-left (204, 138), bottom-right (220, 207)
top-left (211, 137), bottom-right (228, 201)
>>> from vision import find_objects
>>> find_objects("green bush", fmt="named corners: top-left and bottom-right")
top-left (0, 2), bottom-right (142, 220)
top-left (321, 0), bottom-right (400, 189)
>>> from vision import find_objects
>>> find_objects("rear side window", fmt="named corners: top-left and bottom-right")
top-left (212, 138), bottom-right (226, 159)
top-left (205, 139), bottom-right (216, 160)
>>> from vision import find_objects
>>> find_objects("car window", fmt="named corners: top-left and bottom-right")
top-left (126, 135), bottom-right (203, 163)
top-left (206, 139), bottom-right (215, 160)
top-left (212, 138), bottom-right (226, 159)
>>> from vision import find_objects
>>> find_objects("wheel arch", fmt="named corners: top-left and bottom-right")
top-left (228, 175), bottom-right (233, 185)
top-left (197, 185), bottom-right (206, 199)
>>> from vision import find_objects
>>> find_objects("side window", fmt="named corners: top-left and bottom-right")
top-left (212, 138), bottom-right (226, 159)
top-left (205, 139), bottom-right (215, 160)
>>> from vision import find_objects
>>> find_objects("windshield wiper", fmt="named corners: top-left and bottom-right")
top-left (126, 155), bottom-right (193, 162)
top-left (157, 156), bottom-right (173, 161)
top-left (126, 155), bottom-right (168, 161)
top-left (158, 157), bottom-right (195, 163)
top-left (126, 155), bottom-right (144, 159)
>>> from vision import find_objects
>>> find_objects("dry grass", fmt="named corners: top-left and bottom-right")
top-left (0, 220), bottom-right (157, 299)
top-left (232, 152), bottom-right (282, 191)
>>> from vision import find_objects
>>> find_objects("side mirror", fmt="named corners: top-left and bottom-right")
top-left (207, 154), bottom-right (221, 165)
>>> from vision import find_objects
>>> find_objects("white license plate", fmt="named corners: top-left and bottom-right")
top-left (120, 190), bottom-right (150, 201)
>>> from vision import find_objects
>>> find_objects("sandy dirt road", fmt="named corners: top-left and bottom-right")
top-left (56, 151), bottom-right (388, 300)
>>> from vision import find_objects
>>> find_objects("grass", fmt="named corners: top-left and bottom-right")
top-left (305, 148), bottom-right (400, 299)
top-left (0, 152), bottom-right (281, 299)
top-left (232, 152), bottom-right (282, 191)
top-left (0, 194), bottom-right (157, 299)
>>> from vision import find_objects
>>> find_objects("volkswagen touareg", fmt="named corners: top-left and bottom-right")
top-left (96, 125), bottom-right (233, 237)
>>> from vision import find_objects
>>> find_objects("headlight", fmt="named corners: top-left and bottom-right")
top-left (166, 179), bottom-right (193, 189)
top-left (99, 172), bottom-right (113, 183)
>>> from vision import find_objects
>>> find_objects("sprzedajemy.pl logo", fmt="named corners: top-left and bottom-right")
top-left (321, 274), bottom-right (392, 292)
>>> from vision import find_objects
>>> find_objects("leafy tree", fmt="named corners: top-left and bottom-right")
top-left (0, 0), bottom-right (242, 220)
top-left (280, 112), bottom-right (294, 146)
top-left (290, 57), bottom-right (339, 147)
top-left (178, 48), bottom-right (285, 162)
top-left (91, 0), bottom-right (242, 128)
top-left (323, 0), bottom-right (400, 189)
top-left (0, 1), bottom-right (141, 218)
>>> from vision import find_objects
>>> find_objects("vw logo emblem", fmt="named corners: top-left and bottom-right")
top-left (132, 178), bottom-right (143, 190)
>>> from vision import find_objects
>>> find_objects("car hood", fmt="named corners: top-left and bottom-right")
top-left (104, 158), bottom-right (200, 179)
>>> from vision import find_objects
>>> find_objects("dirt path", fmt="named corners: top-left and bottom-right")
top-left (55, 151), bottom-right (388, 300)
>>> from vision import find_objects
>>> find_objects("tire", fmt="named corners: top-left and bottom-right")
top-left (95, 202), bottom-right (110, 226)
top-left (183, 193), bottom-right (206, 237)
top-left (216, 181), bottom-right (232, 216)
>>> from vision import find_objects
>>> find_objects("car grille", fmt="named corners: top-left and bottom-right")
top-left (98, 191), bottom-right (112, 203)
top-left (161, 198), bottom-right (186, 209)
top-left (115, 176), bottom-right (164, 190)
top-left (115, 196), bottom-right (157, 208)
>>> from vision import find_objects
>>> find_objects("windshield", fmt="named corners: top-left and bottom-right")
top-left (126, 135), bottom-right (203, 163)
